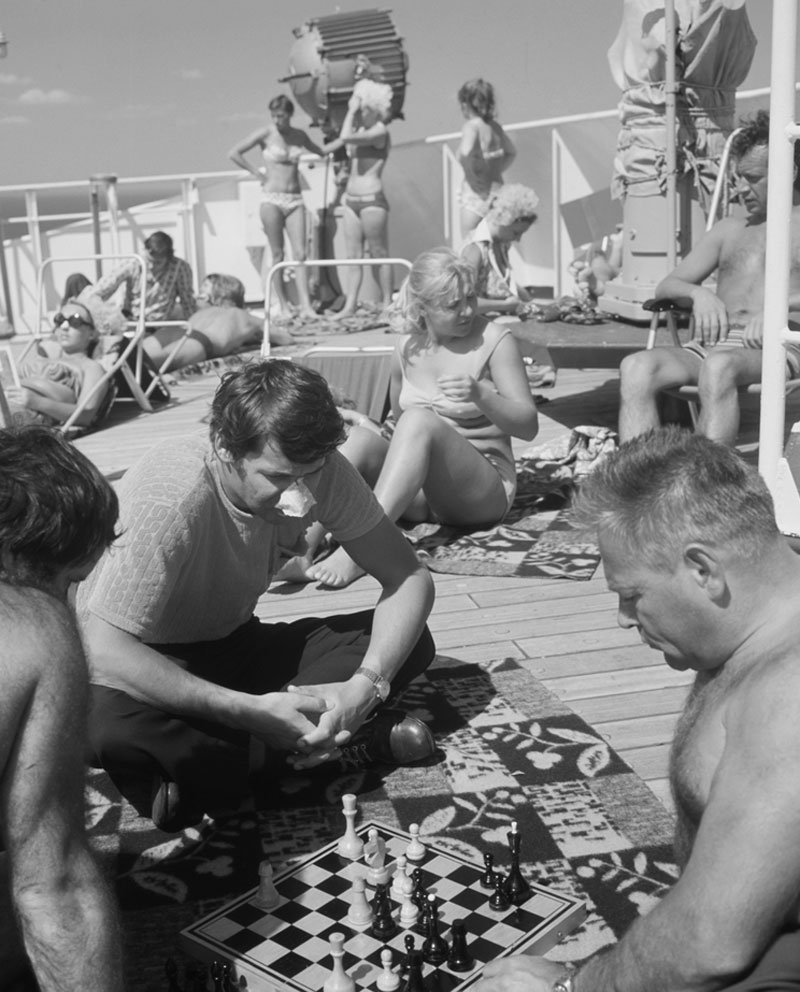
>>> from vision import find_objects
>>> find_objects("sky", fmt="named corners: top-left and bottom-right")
top-left (0, 0), bottom-right (792, 187)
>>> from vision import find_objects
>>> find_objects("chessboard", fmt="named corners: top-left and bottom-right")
top-left (179, 821), bottom-right (585, 992)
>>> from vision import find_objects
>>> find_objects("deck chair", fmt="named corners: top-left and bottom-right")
top-left (20, 254), bottom-right (171, 433)
top-left (297, 345), bottom-right (394, 423)
top-left (643, 298), bottom-right (800, 429)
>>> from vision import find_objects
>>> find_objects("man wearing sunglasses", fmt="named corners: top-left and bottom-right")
top-left (91, 230), bottom-right (197, 324)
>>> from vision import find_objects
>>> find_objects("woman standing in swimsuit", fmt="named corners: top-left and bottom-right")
top-left (457, 79), bottom-right (517, 240)
top-left (323, 79), bottom-right (394, 318)
top-left (229, 94), bottom-right (324, 318)
top-left (296, 247), bottom-right (539, 587)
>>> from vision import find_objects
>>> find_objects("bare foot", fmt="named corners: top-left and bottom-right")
top-left (305, 547), bottom-right (365, 588)
top-left (273, 553), bottom-right (316, 584)
top-left (297, 307), bottom-right (318, 319)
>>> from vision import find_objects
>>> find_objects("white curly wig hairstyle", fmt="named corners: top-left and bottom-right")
top-left (485, 183), bottom-right (540, 227)
top-left (353, 78), bottom-right (393, 122)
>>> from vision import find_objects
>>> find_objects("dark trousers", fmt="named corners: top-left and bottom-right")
top-left (87, 611), bottom-right (435, 813)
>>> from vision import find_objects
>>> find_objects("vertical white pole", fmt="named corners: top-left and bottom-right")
top-left (758, 0), bottom-right (797, 491)
top-left (664, 0), bottom-right (678, 270)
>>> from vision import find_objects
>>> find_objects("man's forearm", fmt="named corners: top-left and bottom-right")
top-left (359, 568), bottom-right (433, 683)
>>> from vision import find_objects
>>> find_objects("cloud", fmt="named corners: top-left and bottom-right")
top-left (0, 72), bottom-right (33, 86)
top-left (19, 88), bottom-right (78, 105)
top-left (0, 115), bottom-right (29, 126)
top-left (176, 68), bottom-right (202, 81)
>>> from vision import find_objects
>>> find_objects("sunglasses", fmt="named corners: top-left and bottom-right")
top-left (54, 311), bottom-right (93, 330)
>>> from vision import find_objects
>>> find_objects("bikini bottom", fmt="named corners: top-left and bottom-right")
top-left (343, 191), bottom-right (390, 217)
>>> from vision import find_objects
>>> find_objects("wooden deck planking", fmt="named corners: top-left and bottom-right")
top-left (68, 346), bottom-right (695, 818)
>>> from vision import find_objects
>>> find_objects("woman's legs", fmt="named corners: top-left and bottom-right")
top-left (311, 407), bottom-right (507, 587)
top-left (335, 205), bottom-right (365, 318)
top-left (260, 202), bottom-right (291, 315)
top-left (283, 205), bottom-right (316, 317)
top-left (360, 204), bottom-right (392, 305)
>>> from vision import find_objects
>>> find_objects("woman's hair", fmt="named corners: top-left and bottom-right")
top-left (457, 79), bottom-right (496, 121)
top-left (388, 247), bottom-right (477, 336)
top-left (203, 273), bottom-right (246, 309)
top-left (485, 184), bottom-right (540, 227)
top-left (61, 272), bottom-right (92, 306)
top-left (269, 94), bottom-right (294, 116)
top-left (143, 230), bottom-right (175, 260)
top-left (353, 78), bottom-right (393, 122)
top-left (208, 359), bottom-right (346, 463)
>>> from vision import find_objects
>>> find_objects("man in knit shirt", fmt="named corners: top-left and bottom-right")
top-left (78, 360), bottom-right (435, 831)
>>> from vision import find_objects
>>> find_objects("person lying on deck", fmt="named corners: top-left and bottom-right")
top-left (0, 425), bottom-right (123, 992)
top-left (140, 272), bottom-right (290, 370)
top-left (475, 426), bottom-right (800, 992)
top-left (77, 359), bottom-right (436, 833)
top-left (618, 110), bottom-right (800, 446)
top-left (279, 246), bottom-right (539, 589)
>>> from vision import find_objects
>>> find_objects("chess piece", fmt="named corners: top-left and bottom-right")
top-left (365, 828), bottom-right (392, 886)
top-left (371, 883), bottom-right (399, 940)
top-left (211, 960), bottom-right (224, 992)
top-left (403, 950), bottom-right (425, 992)
top-left (253, 859), bottom-right (280, 911)
top-left (421, 894), bottom-right (448, 966)
top-left (489, 870), bottom-right (511, 912)
top-left (398, 874), bottom-right (419, 926)
top-left (400, 934), bottom-right (416, 977)
top-left (447, 919), bottom-right (475, 972)
top-left (410, 868), bottom-right (427, 911)
top-left (324, 932), bottom-right (356, 992)
top-left (390, 854), bottom-right (409, 898)
top-left (504, 820), bottom-right (532, 905)
top-left (480, 852), bottom-right (496, 889)
top-left (337, 794), bottom-right (365, 860)
top-left (347, 875), bottom-right (373, 929)
top-left (405, 823), bottom-right (426, 863)
top-left (377, 948), bottom-right (401, 992)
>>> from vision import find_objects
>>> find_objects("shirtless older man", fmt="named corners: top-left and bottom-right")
top-left (475, 426), bottom-right (800, 992)
top-left (619, 110), bottom-right (800, 445)
top-left (0, 426), bottom-right (122, 992)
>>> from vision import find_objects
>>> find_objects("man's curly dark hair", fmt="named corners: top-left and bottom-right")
top-left (731, 109), bottom-right (800, 191)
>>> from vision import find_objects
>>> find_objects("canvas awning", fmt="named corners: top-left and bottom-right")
top-left (608, 0), bottom-right (757, 205)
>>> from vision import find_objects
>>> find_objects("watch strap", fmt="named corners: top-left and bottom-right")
top-left (353, 666), bottom-right (391, 702)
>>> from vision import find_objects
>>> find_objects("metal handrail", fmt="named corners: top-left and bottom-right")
top-left (261, 256), bottom-right (413, 357)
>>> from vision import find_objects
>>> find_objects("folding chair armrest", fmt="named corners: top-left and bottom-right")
top-left (642, 298), bottom-right (691, 314)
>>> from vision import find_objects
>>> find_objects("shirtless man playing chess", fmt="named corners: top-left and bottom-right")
top-left (476, 427), bottom-right (800, 992)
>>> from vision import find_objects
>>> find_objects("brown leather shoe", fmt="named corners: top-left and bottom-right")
top-left (338, 710), bottom-right (436, 768)
top-left (150, 777), bottom-right (204, 833)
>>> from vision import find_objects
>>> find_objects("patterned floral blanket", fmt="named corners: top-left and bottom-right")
top-left (86, 654), bottom-right (676, 991)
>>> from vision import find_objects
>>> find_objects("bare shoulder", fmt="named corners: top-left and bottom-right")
top-left (727, 652), bottom-right (800, 746)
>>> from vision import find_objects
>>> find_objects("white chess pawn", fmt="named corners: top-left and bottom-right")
top-left (376, 948), bottom-right (401, 991)
top-left (405, 823), bottom-right (426, 864)
top-left (398, 874), bottom-right (419, 927)
top-left (390, 855), bottom-right (408, 899)
top-left (252, 859), bottom-right (280, 911)
top-left (346, 876), bottom-right (373, 929)
top-left (324, 932), bottom-right (356, 992)
top-left (337, 794), bottom-right (364, 860)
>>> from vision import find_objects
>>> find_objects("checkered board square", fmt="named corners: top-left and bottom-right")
top-left (180, 821), bottom-right (585, 992)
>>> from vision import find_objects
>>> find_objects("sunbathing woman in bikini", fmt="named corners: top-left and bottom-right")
top-left (229, 94), bottom-right (324, 318)
top-left (284, 247), bottom-right (538, 588)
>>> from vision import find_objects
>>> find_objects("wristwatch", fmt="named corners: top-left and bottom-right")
top-left (354, 666), bottom-right (391, 703)
top-left (552, 963), bottom-right (578, 992)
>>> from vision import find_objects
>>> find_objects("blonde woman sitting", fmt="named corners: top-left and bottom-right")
top-left (461, 183), bottom-right (539, 316)
top-left (296, 247), bottom-right (538, 587)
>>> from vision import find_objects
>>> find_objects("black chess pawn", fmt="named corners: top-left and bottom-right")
top-left (402, 950), bottom-right (425, 992)
top-left (411, 867), bottom-right (427, 910)
top-left (480, 852), bottom-right (496, 889)
top-left (400, 934), bottom-right (416, 978)
top-left (421, 894), bottom-right (448, 966)
top-left (211, 960), bottom-right (224, 992)
top-left (447, 918), bottom-right (475, 972)
top-left (489, 870), bottom-right (511, 912)
top-left (371, 881), bottom-right (389, 915)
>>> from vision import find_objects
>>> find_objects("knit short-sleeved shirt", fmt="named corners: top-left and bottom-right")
top-left (77, 435), bottom-right (383, 644)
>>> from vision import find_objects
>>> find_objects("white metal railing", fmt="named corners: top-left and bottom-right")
top-left (261, 257), bottom-right (413, 357)
top-left (758, 0), bottom-right (799, 496)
